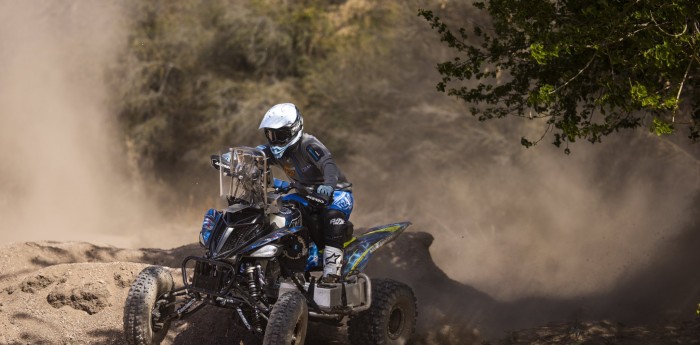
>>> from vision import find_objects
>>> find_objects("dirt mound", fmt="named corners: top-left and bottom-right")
top-left (0, 241), bottom-right (198, 345)
top-left (1, 234), bottom-right (698, 345)
top-left (486, 320), bottom-right (700, 345)
top-left (0, 241), bottom-right (201, 283)
top-left (0, 234), bottom-right (479, 345)
top-left (0, 262), bottom-right (149, 345)
top-left (17, 273), bottom-right (60, 294)
top-left (46, 279), bottom-right (112, 315)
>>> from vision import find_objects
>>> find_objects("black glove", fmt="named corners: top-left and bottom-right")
top-left (210, 155), bottom-right (220, 170)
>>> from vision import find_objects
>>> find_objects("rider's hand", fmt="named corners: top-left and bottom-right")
top-left (210, 155), bottom-right (220, 170)
top-left (317, 185), bottom-right (334, 198)
top-left (275, 186), bottom-right (291, 194)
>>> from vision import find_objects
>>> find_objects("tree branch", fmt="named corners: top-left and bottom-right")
top-left (673, 57), bottom-right (693, 123)
top-left (650, 11), bottom-right (688, 37)
top-left (533, 120), bottom-right (554, 145)
top-left (549, 53), bottom-right (597, 94)
top-left (584, 23), bottom-right (655, 49)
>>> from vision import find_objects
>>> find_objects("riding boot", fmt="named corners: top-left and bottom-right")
top-left (321, 246), bottom-right (343, 283)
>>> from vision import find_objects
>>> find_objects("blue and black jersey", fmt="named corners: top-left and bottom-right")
top-left (258, 133), bottom-right (350, 188)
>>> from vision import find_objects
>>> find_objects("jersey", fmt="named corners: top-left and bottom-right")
top-left (258, 133), bottom-right (350, 188)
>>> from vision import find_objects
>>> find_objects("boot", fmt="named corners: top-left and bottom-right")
top-left (321, 246), bottom-right (343, 284)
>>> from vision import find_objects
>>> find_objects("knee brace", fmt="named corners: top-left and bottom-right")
top-left (322, 209), bottom-right (348, 249)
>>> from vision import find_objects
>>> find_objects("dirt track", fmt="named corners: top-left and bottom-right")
top-left (0, 234), bottom-right (478, 345)
top-left (1, 233), bottom-right (699, 345)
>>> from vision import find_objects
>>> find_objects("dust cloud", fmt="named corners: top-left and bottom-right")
top-left (0, 1), bottom-right (167, 248)
top-left (347, 98), bottom-right (700, 306)
top-left (327, 1), bottom-right (700, 306)
top-left (328, 0), bottom-right (700, 328)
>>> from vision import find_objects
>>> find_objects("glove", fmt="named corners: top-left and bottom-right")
top-left (273, 178), bottom-right (292, 193)
top-left (317, 185), bottom-right (334, 198)
top-left (210, 155), bottom-right (220, 170)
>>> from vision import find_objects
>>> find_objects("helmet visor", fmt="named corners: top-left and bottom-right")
top-left (265, 128), bottom-right (294, 145)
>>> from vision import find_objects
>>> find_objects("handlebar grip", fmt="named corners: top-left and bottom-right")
top-left (290, 182), bottom-right (332, 205)
top-left (291, 181), bottom-right (310, 192)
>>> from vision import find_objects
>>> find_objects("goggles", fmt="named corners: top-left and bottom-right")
top-left (265, 127), bottom-right (295, 145)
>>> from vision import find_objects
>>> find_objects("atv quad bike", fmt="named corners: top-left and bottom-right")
top-left (123, 146), bottom-right (417, 344)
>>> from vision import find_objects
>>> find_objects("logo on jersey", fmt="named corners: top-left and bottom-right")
top-left (306, 144), bottom-right (325, 162)
top-left (282, 163), bottom-right (296, 178)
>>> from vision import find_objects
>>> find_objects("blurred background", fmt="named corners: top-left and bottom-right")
top-left (0, 0), bottom-right (698, 310)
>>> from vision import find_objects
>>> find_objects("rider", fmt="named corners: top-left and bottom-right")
top-left (257, 103), bottom-right (353, 283)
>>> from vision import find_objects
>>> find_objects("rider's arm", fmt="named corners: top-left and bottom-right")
top-left (303, 137), bottom-right (340, 186)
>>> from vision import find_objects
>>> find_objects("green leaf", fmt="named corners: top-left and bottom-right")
top-left (530, 43), bottom-right (559, 65)
top-left (420, 0), bottom-right (700, 152)
top-left (650, 117), bottom-right (674, 136)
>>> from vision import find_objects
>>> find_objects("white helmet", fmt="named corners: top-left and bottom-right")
top-left (259, 103), bottom-right (304, 159)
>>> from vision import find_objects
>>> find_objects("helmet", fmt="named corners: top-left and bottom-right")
top-left (259, 103), bottom-right (304, 159)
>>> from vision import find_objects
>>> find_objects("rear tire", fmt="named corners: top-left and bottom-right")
top-left (263, 291), bottom-right (308, 345)
top-left (123, 266), bottom-right (175, 345)
top-left (348, 279), bottom-right (417, 345)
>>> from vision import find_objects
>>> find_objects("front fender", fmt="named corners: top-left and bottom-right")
top-left (342, 222), bottom-right (411, 277)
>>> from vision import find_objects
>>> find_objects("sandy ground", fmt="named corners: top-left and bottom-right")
top-left (0, 232), bottom-right (698, 345)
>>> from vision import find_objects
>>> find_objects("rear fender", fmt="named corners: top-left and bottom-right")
top-left (341, 222), bottom-right (411, 277)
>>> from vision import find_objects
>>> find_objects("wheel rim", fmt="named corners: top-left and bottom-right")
top-left (387, 305), bottom-right (405, 339)
top-left (151, 298), bottom-right (170, 332)
top-left (291, 315), bottom-right (302, 345)
top-left (151, 302), bottom-right (163, 331)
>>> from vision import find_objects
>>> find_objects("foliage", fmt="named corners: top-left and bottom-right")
top-left (419, 0), bottom-right (700, 152)
top-left (112, 0), bottom-right (334, 184)
top-left (111, 0), bottom-right (444, 195)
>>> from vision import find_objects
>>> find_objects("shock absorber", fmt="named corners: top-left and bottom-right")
top-left (246, 266), bottom-right (261, 298)
top-left (245, 265), bottom-right (263, 332)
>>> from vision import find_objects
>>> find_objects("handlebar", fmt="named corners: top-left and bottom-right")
top-left (275, 181), bottom-right (332, 206)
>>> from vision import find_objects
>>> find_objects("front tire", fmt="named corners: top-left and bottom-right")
top-left (263, 291), bottom-right (308, 345)
top-left (123, 266), bottom-right (175, 345)
top-left (348, 279), bottom-right (417, 345)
